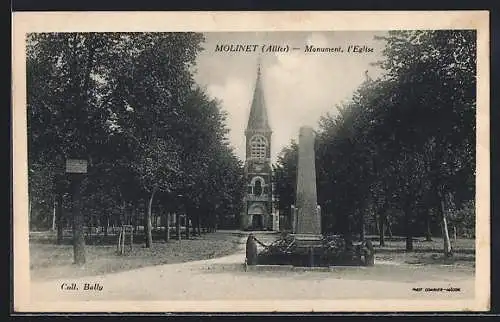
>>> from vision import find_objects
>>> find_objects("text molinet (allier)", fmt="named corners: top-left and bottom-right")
top-left (215, 44), bottom-right (290, 53)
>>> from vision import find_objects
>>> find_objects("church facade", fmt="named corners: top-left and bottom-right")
top-left (240, 62), bottom-right (276, 231)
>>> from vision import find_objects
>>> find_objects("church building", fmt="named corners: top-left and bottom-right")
top-left (240, 61), bottom-right (276, 231)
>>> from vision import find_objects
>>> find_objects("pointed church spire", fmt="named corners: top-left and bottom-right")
top-left (246, 56), bottom-right (271, 133)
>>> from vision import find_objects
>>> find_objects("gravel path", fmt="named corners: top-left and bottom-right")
top-left (27, 231), bottom-right (475, 311)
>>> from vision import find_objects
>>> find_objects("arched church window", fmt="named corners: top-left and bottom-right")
top-left (250, 135), bottom-right (267, 159)
top-left (254, 179), bottom-right (262, 196)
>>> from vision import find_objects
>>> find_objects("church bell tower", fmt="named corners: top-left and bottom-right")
top-left (241, 59), bottom-right (273, 231)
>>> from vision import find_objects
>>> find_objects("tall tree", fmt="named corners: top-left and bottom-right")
top-left (273, 30), bottom-right (476, 255)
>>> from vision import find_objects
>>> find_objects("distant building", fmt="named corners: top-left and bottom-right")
top-left (240, 61), bottom-right (275, 231)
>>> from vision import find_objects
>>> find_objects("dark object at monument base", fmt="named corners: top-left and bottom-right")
top-left (245, 233), bottom-right (375, 267)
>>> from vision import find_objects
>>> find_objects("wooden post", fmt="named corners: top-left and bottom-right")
top-left (66, 159), bottom-right (87, 265)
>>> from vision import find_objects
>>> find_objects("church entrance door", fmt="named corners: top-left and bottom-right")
top-left (248, 203), bottom-right (266, 230)
top-left (252, 215), bottom-right (263, 230)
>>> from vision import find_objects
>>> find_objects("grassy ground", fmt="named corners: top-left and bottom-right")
top-left (367, 235), bottom-right (475, 271)
top-left (29, 231), bottom-right (475, 282)
top-left (29, 230), bottom-right (244, 281)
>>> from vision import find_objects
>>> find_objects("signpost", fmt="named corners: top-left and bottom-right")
top-left (66, 159), bottom-right (88, 265)
top-left (66, 159), bottom-right (88, 174)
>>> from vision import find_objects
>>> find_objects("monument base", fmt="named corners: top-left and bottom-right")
top-left (246, 233), bottom-right (375, 268)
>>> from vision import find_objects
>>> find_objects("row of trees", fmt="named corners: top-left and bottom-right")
top-left (273, 30), bottom-right (476, 256)
top-left (27, 33), bottom-right (245, 261)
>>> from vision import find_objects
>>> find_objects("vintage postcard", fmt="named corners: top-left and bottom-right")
top-left (12, 11), bottom-right (490, 312)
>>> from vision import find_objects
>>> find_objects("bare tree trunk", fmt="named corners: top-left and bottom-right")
top-left (405, 204), bottom-right (413, 251)
top-left (56, 193), bottom-right (64, 244)
top-left (121, 199), bottom-right (126, 224)
top-left (344, 215), bottom-right (353, 249)
top-left (197, 213), bottom-right (201, 235)
top-left (66, 35), bottom-right (99, 264)
top-left (145, 190), bottom-right (156, 248)
top-left (211, 212), bottom-right (216, 233)
top-left (405, 227), bottom-right (413, 251)
top-left (164, 213), bottom-right (170, 242)
top-left (440, 197), bottom-right (453, 257)
top-left (87, 217), bottom-right (92, 244)
top-left (425, 210), bottom-right (433, 241)
top-left (191, 209), bottom-right (197, 236)
top-left (176, 213), bottom-right (181, 241)
top-left (359, 209), bottom-right (365, 241)
top-left (387, 218), bottom-right (393, 238)
top-left (379, 211), bottom-right (386, 247)
top-left (104, 215), bottom-right (109, 237)
top-left (51, 197), bottom-right (56, 231)
top-left (71, 175), bottom-right (86, 265)
top-left (191, 213), bottom-right (197, 236)
top-left (186, 214), bottom-right (191, 240)
top-left (132, 207), bottom-right (137, 236)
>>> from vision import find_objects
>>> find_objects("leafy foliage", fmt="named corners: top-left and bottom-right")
top-left (27, 33), bottom-right (245, 238)
top-left (273, 30), bottom-right (476, 248)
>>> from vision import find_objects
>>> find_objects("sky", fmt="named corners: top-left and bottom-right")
top-left (193, 31), bottom-right (388, 163)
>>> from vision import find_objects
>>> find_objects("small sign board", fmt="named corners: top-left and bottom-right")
top-left (65, 159), bottom-right (88, 174)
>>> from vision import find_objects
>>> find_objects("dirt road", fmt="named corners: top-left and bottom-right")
top-left (27, 231), bottom-right (475, 310)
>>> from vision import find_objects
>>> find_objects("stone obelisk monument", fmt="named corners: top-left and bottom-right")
top-left (293, 126), bottom-right (322, 240)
